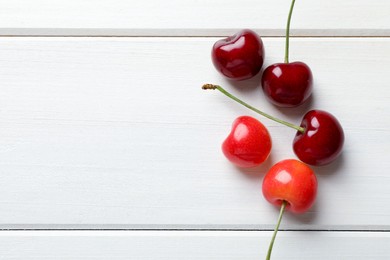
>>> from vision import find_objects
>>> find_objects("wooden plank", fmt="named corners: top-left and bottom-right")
top-left (0, 37), bottom-right (389, 229)
top-left (0, 231), bottom-right (389, 259)
top-left (0, 0), bottom-right (388, 36)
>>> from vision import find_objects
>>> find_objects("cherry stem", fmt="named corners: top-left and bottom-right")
top-left (202, 84), bottom-right (304, 133)
top-left (284, 0), bottom-right (296, 63)
top-left (266, 201), bottom-right (287, 260)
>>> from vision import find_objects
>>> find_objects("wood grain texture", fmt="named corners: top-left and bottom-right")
top-left (0, 231), bottom-right (389, 259)
top-left (0, 0), bottom-right (389, 36)
top-left (0, 37), bottom-right (389, 230)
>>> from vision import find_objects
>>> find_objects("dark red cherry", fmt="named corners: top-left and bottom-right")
top-left (293, 110), bottom-right (344, 166)
top-left (261, 62), bottom-right (313, 107)
top-left (211, 29), bottom-right (264, 81)
top-left (261, 0), bottom-right (313, 108)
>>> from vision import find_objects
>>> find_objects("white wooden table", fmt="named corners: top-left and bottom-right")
top-left (0, 0), bottom-right (389, 259)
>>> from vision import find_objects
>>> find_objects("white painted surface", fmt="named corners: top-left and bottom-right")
top-left (0, 0), bottom-right (388, 36)
top-left (0, 231), bottom-right (389, 259)
top-left (0, 0), bottom-right (389, 258)
top-left (0, 37), bottom-right (389, 230)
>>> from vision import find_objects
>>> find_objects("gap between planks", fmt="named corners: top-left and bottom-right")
top-left (0, 35), bottom-right (390, 38)
top-left (0, 228), bottom-right (389, 233)
top-left (0, 28), bottom-right (389, 38)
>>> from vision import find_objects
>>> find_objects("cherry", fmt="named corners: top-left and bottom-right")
top-left (211, 29), bottom-right (264, 80)
top-left (293, 110), bottom-right (344, 166)
top-left (202, 84), bottom-right (344, 166)
top-left (262, 62), bottom-right (313, 107)
top-left (261, 0), bottom-right (313, 107)
top-left (222, 116), bottom-right (272, 168)
top-left (262, 159), bottom-right (317, 259)
top-left (262, 159), bottom-right (317, 214)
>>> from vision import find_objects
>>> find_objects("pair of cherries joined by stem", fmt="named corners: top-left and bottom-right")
top-left (212, 0), bottom-right (312, 107)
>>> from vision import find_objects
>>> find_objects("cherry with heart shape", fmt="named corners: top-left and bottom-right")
top-left (212, 29), bottom-right (265, 81)
top-left (202, 84), bottom-right (344, 166)
top-left (262, 159), bottom-right (317, 259)
top-left (261, 0), bottom-right (313, 107)
top-left (222, 116), bottom-right (272, 168)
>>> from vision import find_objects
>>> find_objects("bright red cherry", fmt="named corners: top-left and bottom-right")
top-left (261, 62), bottom-right (313, 107)
top-left (262, 159), bottom-right (317, 259)
top-left (212, 29), bottom-right (264, 80)
top-left (262, 159), bottom-right (317, 214)
top-left (202, 84), bottom-right (344, 166)
top-left (222, 116), bottom-right (271, 168)
top-left (261, 0), bottom-right (313, 107)
top-left (293, 110), bottom-right (344, 166)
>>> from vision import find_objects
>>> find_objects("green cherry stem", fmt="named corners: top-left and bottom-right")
top-left (266, 201), bottom-right (287, 260)
top-left (202, 84), bottom-right (305, 133)
top-left (284, 0), bottom-right (296, 63)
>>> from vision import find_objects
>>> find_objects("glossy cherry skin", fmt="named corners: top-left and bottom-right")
top-left (222, 116), bottom-right (271, 168)
top-left (293, 110), bottom-right (344, 166)
top-left (212, 29), bottom-right (264, 81)
top-left (262, 159), bottom-right (317, 214)
top-left (261, 62), bottom-right (313, 107)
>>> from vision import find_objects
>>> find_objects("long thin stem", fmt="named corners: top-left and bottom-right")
top-left (284, 0), bottom-right (296, 63)
top-left (202, 84), bottom-right (304, 133)
top-left (266, 201), bottom-right (287, 260)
